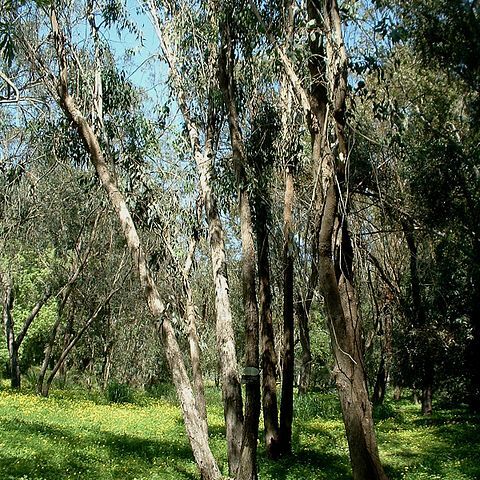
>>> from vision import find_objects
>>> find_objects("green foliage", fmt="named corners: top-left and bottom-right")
top-left (0, 248), bottom-right (57, 375)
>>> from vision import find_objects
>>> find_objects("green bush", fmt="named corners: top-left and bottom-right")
top-left (105, 380), bottom-right (134, 404)
top-left (373, 401), bottom-right (402, 421)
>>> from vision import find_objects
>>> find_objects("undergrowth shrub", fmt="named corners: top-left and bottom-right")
top-left (294, 392), bottom-right (341, 419)
top-left (106, 380), bottom-right (134, 404)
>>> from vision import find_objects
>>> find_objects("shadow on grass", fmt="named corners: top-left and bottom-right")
top-left (379, 403), bottom-right (480, 480)
top-left (258, 449), bottom-right (351, 480)
top-left (0, 417), bottom-right (197, 480)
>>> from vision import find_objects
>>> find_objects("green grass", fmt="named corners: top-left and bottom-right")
top-left (0, 384), bottom-right (479, 480)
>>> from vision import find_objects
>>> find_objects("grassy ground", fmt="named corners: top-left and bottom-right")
top-left (0, 383), bottom-right (479, 480)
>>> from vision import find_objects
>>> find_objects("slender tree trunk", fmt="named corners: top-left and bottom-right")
top-left (297, 297), bottom-right (312, 395)
top-left (200, 129), bottom-right (244, 477)
top-left (402, 219), bottom-right (433, 415)
top-left (219, 18), bottom-right (260, 479)
top-left (279, 164), bottom-right (295, 456)
top-left (50, 10), bottom-right (221, 478)
top-left (236, 188), bottom-right (261, 480)
top-left (2, 281), bottom-right (20, 389)
top-left (184, 237), bottom-right (208, 425)
top-left (254, 188), bottom-right (280, 459)
top-left (37, 313), bottom-right (62, 393)
top-left (372, 306), bottom-right (393, 406)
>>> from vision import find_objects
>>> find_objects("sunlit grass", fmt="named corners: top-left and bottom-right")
top-left (0, 383), bottom-right (479, 479)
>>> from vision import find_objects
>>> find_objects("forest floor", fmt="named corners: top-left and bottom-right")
top-left (0, 382), bottom-right (479, 480)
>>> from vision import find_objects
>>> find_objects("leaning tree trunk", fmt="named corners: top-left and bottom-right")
top-left (50, 9), bottom-right (221, 479)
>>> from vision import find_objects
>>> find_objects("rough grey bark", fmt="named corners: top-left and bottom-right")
top-left (49, 9), bottom-right (221, 479)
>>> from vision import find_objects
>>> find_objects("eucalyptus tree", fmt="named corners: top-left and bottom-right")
top-left (8, 1), bottom-right (224, 477)
top-left (251, 0), bottom-right (389, 477)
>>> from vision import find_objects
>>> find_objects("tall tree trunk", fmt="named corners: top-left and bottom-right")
top-left (219, 18), bottom-right (261, 479)
top-left (402, 218), bottom-right (434, 415)
top-left (146, 4), bottom-right (245, 468)
top-left (254, 187), bottom-right (280, 459)
top-left (279, 164), bottom-right (295, 456)
top-left (198, 121), bottom-right (244, 477)
top-left (50, 10), bottom-right (221, 479)
top-left (310, 1), bottom-right (389, 478)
